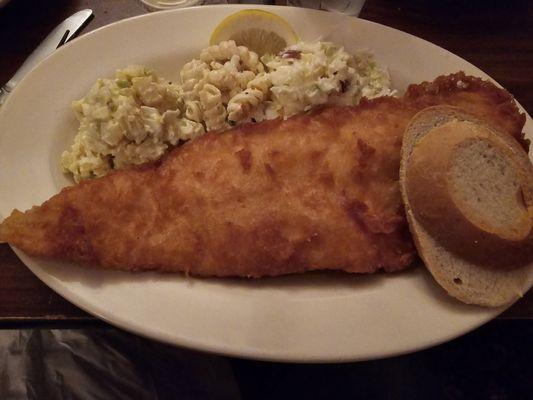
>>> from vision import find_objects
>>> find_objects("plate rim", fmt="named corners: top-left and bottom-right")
top-left (14, 248), bottom-right (511, 363)
top-left (1, 4), bottom-right (530, 362)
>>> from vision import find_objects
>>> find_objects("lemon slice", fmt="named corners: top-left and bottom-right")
top-left (210, 9), bottom-right (298, 56)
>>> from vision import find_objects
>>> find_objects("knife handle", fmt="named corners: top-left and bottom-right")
top-left (0, 35), bottom-right (55, 107)
top-left (0, 9), bottom-right (93, 107)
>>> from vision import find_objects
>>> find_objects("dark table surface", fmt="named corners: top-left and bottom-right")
top-left (1, 4), bottom-right (532, 398)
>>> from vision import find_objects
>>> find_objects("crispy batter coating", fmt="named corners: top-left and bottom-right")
top-left (0, 73), bottom-right (526, 277)
top-left (404, 72), bottom-right (527, 149)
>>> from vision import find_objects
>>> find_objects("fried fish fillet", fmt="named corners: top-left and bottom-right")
top-left (0, 72), bottom-right (527, 277)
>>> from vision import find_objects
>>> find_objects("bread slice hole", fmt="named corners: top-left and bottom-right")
top-left (453, 277), bottom-right (463, 285)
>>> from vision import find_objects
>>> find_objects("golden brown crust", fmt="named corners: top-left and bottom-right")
top-left (1, 104), bottom-right (416, 276)
top-left (404, 72), bottom-right (528, 150)
top-left (0, 73), bottom-right (527, 277)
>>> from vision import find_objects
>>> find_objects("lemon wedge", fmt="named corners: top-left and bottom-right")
top-left (209, 9), bottom-right (298, 56)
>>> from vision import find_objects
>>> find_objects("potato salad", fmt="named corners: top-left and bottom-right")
top-left (61, 41), bottom-right (393, 181)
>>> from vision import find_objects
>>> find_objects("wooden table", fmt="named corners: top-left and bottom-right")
top-left (0, 0), bottom-right (532, 323)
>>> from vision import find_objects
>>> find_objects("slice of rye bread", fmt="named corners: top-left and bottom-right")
top-left (399, 105), bottom-right (533, 307)
top-left (406, 119), bottom-right (533, 264)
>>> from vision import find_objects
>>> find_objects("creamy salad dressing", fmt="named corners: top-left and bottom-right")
top-left (61, 41), bottom-right (393, 182)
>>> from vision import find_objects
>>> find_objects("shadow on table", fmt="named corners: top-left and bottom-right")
top-left (0, 319), bottom-right (531, 399)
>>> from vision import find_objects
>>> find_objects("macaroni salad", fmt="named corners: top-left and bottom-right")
top-left (62, 41), bottom-right (393, 181)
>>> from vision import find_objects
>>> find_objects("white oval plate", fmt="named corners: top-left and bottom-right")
top-left (0, 5), bottom-right (531, 362)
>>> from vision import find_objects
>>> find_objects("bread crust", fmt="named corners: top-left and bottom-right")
top-left (400, 105), bottom-right (533, 306)
top-left (405, 120), bottom-right (533, 267)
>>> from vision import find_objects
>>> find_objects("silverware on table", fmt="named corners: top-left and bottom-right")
top-left (0, 9), bottom-right (93, 106)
